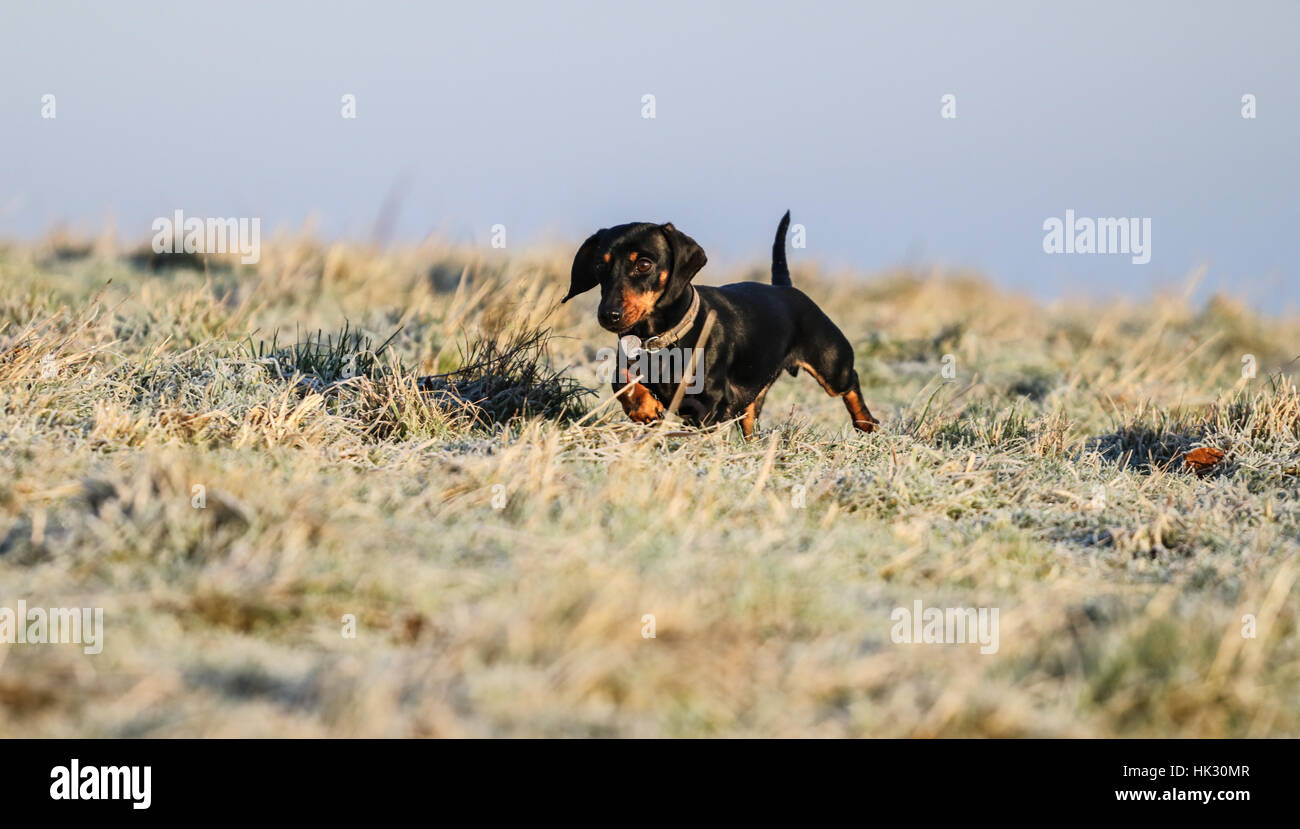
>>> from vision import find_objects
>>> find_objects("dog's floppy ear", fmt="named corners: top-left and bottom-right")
top-left (660, 222), bottom-right (707, 285)
top-left (564, 229), bottom-right (607, 302)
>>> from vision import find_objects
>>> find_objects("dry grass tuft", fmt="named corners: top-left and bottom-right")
top-left (417, 327), bottom-right (592, 427)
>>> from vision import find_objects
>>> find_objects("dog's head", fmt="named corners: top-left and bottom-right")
top-left (564, 222), bottom-right (707, 333)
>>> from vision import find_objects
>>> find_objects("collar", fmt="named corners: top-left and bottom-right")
top-left (641, 288), bottom-right (700, 350)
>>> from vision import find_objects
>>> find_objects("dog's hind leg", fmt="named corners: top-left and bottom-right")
top-left (793, 336), bottom-right (878, 433)
top-left (738, 383), bottom-right (773, 440)
top-left (840, 375), bottom-right (878, 433)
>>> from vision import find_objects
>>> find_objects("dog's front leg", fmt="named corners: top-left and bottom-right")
top-left (613, 368), bottom-right (664, 425)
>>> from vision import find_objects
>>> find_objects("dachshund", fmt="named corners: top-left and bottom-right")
top-left (564, 211), bottom-right (877, 438)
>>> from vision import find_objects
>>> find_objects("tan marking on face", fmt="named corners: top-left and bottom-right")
top-left (659, 268), bottom-right (669, 286)
top-left (629, 251), bottom-right (639, 261)
top-left (603, 252), bottom-right (611, 263)
top-left (620, 382), bottom-right (664, 424)
top-left (619, 288), bottom-right (660, 328)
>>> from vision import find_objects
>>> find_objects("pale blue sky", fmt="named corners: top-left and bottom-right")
top-left (2, 1), bottom-right (1297, 307)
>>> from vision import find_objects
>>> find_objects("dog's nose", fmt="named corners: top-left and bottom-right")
top-left (600, 308), bottom-right (622, 327)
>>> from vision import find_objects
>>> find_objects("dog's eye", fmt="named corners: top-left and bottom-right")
top-left (633, 258), bottom-right (654, 274)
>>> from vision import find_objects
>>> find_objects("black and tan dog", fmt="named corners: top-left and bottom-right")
top-left (564, 211), bottom-right (877, 438)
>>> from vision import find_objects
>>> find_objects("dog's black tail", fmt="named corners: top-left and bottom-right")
top-left (771, 210), bottom-right (792, 286)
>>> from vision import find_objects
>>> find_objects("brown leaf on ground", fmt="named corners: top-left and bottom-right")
top-left (1183, 446), bottom-right (1225, 474)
